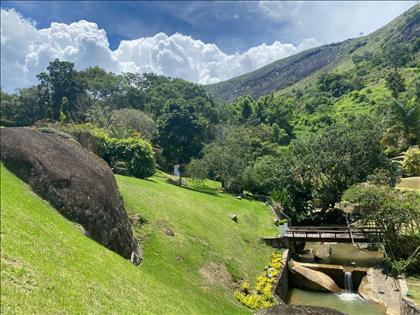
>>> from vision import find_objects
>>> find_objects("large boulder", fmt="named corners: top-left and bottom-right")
top-left (1, 128), bottom-right (142, 265)
top-left (289, 260), bottom-right (341, 293)
top-left (256, 304), bottom-right (345, 315)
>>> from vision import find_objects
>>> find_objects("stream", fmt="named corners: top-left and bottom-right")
top-left (298, 242), bottom-right (383, 267)
top-left (286, 288), bottom-right (386, 315)
top-left (287, 242), bottom-right (386, 315)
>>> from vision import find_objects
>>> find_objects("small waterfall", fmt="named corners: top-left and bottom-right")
top-left (339, 270), bottom-right (361, 301)
top-left (344, 271), bottom-right (353, 293)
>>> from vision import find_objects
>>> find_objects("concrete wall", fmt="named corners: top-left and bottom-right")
top-left (273, 249), bottom-right (290, 303)
top-left (297, 262), bottom-right (367, 290)
top-left (400, 278), bottom-right (420, 315)
top-left (401, 297), bottom-right (420, 315)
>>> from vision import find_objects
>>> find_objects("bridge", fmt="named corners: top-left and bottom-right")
top-left (282, 226), bottom-right (380, 242)
top-left (262, 225), bottom-right (381, 249)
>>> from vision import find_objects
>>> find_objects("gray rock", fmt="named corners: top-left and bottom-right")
top-left (314, 244), bottom-right (332, 259)
top-left (163, 227), bottom-right (175, 236)
top-left (1, 128), bottom-right (142, 265)
top-left (256, 304), bottom-right (345, 315)
top-left (289, 260), bottom-right (342, 293)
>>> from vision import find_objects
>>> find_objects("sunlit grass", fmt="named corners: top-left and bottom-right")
top-left (1, 164), bottom-right (276, 314)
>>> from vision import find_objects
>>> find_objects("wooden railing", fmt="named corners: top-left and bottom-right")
top-left (283, 225), bottom-right (381, 241)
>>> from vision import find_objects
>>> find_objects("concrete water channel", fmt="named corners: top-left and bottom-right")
top-left (286, 242), bottom-right (386, 315)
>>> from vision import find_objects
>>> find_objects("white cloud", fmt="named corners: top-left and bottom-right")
top-left (0, 8), bottom-right (319, 92)
top-left (257, 1), bottom-right (416, 44)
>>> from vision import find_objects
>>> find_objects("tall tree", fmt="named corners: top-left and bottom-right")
top-left (385, 70), bottom-right (406, 99)
top-left (385, 99), bottom-right (420, 146)
top-left (291, 119), bottom-right (393, 210)
top-left (37, 59), bottom-right (82, 120)
top-left (384, 43), bottom-right (412, 70)
top-left (154, 102), bottom-right (207, 185)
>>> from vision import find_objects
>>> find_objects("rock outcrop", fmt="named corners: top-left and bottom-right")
top-left (314, 244), bottom-right (332, 260)
top-left (1, 128), bottom-right (142, 265)
top-left (358, 275), bottom-right (371, 299)
top-left (289, 260), bottom-right (341, 293)
top-left (256, 304), bottom-right (345, 315)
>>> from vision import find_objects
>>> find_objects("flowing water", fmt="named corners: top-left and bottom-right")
top-left (287, 288), bottom-right (386, 315)
top-left (344, 271), bottom-right (353, 292)
top-left (287, 242), bottom-right (386, 314)
top-left (298, 242), bottom-right (384, 267)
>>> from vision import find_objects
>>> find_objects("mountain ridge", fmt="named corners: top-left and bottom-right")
top-left (205, 4), bottom-right (419, 103)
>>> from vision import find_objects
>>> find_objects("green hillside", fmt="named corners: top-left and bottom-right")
top-left (0, 164), bottom-right (276, 314)
top-left (206, 4), bottom-right (419, 103)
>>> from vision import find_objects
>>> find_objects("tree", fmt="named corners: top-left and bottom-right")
top-left (0, 90), bottom-right (18, 125)
top-left (37, 59), bottom-right (83, 120)
top-left (384, 43), bottom-right (412, 70)
top-left (291, 119), bottom-right (394, 210)
top-left (239, 96), bottom-right (255, 122)
top-left (401, 146), bottom-right (420, 177)
top-left (385, 70), bottom-right (406, 99)
top-left (110, 109), bottom-right (156, 140)
top-left (343, 184), bottom-right (420, 273)
top-left (189, 124), bottom-right (276, 193)
top-left (154, 102), bottom-right (207, 185)
top-left (318, 72), bottom-right (354, 98)
top-left (384, 99), bottom-right (420, 148)
top-left (78, 66), bottom-right (120, 102)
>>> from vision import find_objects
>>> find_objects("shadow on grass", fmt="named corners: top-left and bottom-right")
top-left (165, 179), bottom-right (221, 197)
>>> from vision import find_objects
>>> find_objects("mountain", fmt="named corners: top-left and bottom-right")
top-left (205, 4), bottom-right (420, 103)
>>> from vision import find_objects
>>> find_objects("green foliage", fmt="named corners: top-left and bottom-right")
top-left (382, 98), bottom-right (420, 151)
top-left (154, 103), bottom-right (207, 183)
top-left (317, 72), bottom-right (357, 98)
top-left (343, 184), bottom-right (420, 272)
top-left (110, 109), bottom-right (156, 140)
top-left (384, 43), bottom-right (413, 69)
top-left (291, 119), bottom-right (392, 209)
top-left (37, 58), bottom-right (83, 120)
top-left (191, 124), bottom-right (276, 193)
top-left (366, 165), bottom-right (401, 187)
top-left (235, 252), bottom-right (283, 310)
top-left (55, 123), bottom-right (156, 179)
top-left (402, 146), bottom-right (420, 176)
top-left (107, 137), bottom-right (156, 179)
top-left (386, 70), bottom-right (406, 98)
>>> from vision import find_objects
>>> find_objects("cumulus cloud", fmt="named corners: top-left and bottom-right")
top-left (257, 1), bottom-right (416, 44)
top-left (1, 8), bottom-right (319, 92)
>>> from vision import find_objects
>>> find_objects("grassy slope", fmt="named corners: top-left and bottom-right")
top-left (396, 176), bottom-right (420, 192)
top-left (1, 165), bottom-right (276, 314)
top-left (406, 276), bottom-right (420, 304)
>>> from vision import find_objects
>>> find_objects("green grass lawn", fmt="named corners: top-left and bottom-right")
top-left (1, 164), bottom-right (277, 314)
top-left (406, 276), bottom-right (420, 305)
top-left (396, 177), bottom-right (420, 192)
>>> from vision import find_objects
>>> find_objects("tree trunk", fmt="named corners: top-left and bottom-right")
top-left (178, 171), bottom-right (182, 186)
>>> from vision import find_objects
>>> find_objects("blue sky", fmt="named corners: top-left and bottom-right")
top-left (0, 1), bottom-right (417, 91)
top-left (2, 1), bottom-right (415, 53)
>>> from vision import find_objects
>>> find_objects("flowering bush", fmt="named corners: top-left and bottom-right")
top-left (235, 252), bottom-right (283, 309)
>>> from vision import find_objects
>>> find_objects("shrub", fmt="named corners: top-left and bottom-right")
top-left (108, 137), bottom-right (156, 179)
top-left (53, 123), bottom-right (156, 179)
top-left (402, 146), bottom-right (420, 177)
top-left (235, 252), bottom-right (283, 310)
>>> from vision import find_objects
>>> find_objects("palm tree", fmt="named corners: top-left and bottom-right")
top-left (386, 99), bottom-right (420, 147)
